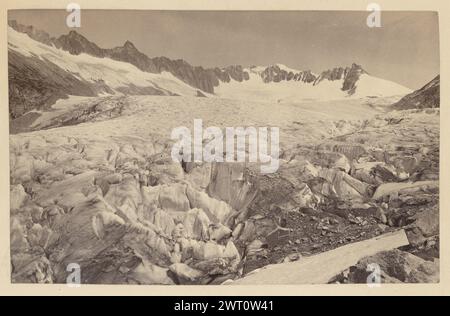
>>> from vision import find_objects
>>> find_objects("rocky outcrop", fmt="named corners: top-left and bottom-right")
top-left (341, 63), bottom-right (367, 94)
top-left (56, 30), bottom-right (106, 57)
top-left (314, 67), bottom-right (348, 83)
top-left (8, 50), bottom-right (109, 121)
top-left (392, 75), bottom-right (440, 109)
top-left (261, 65), bottom-right (316, 83)
top-left (314, 63), bottom-right (367, 95)
top-left (258, 63), bottom-right (367, 95)
top-left (346, 249), bottom-right (439, 283)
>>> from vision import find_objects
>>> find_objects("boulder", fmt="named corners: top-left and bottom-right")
top-left (409, 205), bottom-right (439, 237)
top-left (347, 249), bottom-right (439, 283)
top-left (405, 204), bottom-right (439, 246)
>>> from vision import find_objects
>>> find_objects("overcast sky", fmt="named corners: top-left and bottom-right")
top-left (8, 10), bottom-right (440, 90)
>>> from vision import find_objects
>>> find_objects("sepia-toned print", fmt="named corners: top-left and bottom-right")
top-left (8, 9), bottom-right (440, 285)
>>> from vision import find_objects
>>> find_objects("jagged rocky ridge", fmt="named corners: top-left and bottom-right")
top-left (8, 20), bottom-right (369, 94)
top-left (256, 63), bottom-right (366, 94)
top-left (9, 20), bottom-right (383, 119)
top-left (8, 20), bottom-right (250, 95)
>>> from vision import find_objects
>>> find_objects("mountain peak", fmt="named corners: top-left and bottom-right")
top-left (56, 29), bottom-right (104, 57)
top-left (61, 30), bottom-right (95, 46)
top-left (123, 40), bottom-right (137, 49)
top-left (350, 63), bottom-right (367, 74)
top-left (67, 30), bottom-right (84, 39)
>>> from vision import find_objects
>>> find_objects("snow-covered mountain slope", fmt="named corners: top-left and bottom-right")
top-left (8, 22), bottom-right (413, 123)
top-left (8, 27), bottom-right (201, 96)
top-left (215, 70), bottom-right (345, 102)
top-left (350, 74), bottom-right (413, 99)
top-left (216, 65), bottom-right (412, 103)
top-left (8, 27), bottom-right (203, 118)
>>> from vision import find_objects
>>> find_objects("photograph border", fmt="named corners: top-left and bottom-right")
top-left (0, 0), bottom-right (448, 296)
